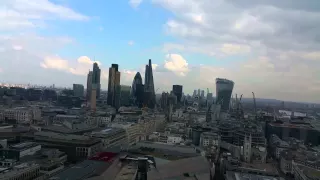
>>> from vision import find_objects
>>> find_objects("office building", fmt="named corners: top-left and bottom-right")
top-left (193, 90), bottom-right (197, 97)
top-left (131, 72), bottom-right (144, 105)
top-left (107, 64), bottom-right (121, 108)
top-left (26, 131), bottom-right (102, 161)
top-left (42, 89), bottom-right (57, 101)
top-left (172, 85), bottom-right (183, 103)
top-left (216, 78), bottom-right (234, 112)
top-left (144, 59), bottom-right (156, 108)
top-left (201, 90), bottom-right (205, 98)
top-left (73, 84), bottom-right (84, 97)
top-left (91, 88), bottom-right (97, 111)
top-left (86, 71), bottom-right (93, 101)
top-left (0, 163), bottom-right (43, 180)
top-left (92, 63), bottom-right (101, 99)
top-left (120, 85), bottom-right (131, 106)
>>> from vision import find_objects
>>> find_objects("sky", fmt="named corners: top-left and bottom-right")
top-left (0, 0), bottom-right (320, 103)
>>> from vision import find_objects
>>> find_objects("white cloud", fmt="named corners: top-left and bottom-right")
top-left (128, 40), bottom-right (134, 46)
top-left (41, 56), bottom-right (69, 70)
top-left (40, 56), bottom-right (101, 76)
top-left (164, 54), bottom-right (189, 76)
top-left (12, 45), bottom-right (23, 51)
top-left (0, 0), bottom-right (89, 31)
top-left (129, 0), bottom-right (143, 8)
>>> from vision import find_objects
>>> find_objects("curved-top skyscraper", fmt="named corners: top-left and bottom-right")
top-left (131, 72), bottom-right (144, 106)
top-left (216, 78), bottom-right (234, 112)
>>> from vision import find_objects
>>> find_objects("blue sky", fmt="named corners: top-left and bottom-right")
top-left (40, 0), bottom-right (176, 69)
top-left (1, 0), bottom-right (320, 103)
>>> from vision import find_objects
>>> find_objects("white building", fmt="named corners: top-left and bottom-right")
top-left (167, 135), bottom-right (183, 145)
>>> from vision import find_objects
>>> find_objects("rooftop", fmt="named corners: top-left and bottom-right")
top-left (225, 171), bottom-right (280, 180)
top-left (49, 160), bottom-right (110, 180)
top-left (148, 156), bottom-right (211, 180)
top-left (10, 142), bottom-right (39, 151)
top-left (34, 131), bottom-right (101, 145)
top-left (91, 128), bottom-right (126, 138)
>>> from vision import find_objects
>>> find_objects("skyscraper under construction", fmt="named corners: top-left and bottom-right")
top-left (144, 59), bottom-right (156, 108)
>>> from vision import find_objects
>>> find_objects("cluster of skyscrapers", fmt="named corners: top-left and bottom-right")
top-left (85, 59), bottom-right (157, 110)
top-left (131, 59), bottom-right (156, 108)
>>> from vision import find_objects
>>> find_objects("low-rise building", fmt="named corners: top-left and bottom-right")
top-left (2, 107), bottom-right (41, 123)
top-left (26, 131), bottom-right (102, 161)
top-left (0, 163), bottom-right (44, 180)
top-left (109, 122), bottom-right (141, 145)
top-left (0, 142), bottom-right (41, 161)
top-left (200, 132), bottom-right (220, 148)
top-left (90, 128), bottom-right (127, 149)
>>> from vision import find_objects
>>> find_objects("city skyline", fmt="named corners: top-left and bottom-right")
top-left (1, 0), bottom-right (320, 103)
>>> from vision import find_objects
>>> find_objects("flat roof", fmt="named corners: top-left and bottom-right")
top-left (42, 124), bottom-right (96, 134)
top-left (10, 142), bottom-right (39, 151)
top-left (91, 128), bottom-right (125, 138)
top-left (269, 122), bottom-right (314, 130)
top-left (148, 156), bottom-right (210, 180)
top-left (225, 171), bottom-right (279, 180)
top-left (34, 131), bottom-right (100, 145)
top-left (49, 160), bottom-right (110, 180)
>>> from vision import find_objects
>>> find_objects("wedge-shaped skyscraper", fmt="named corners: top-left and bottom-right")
top-left (216, 78), bottom-right (234, 112)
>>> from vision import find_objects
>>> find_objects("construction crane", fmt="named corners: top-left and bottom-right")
top-left (252, 92), bottom-right (257, 120)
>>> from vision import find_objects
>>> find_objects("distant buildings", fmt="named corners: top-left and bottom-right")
top-left (172, 85), bottom-right (183, 103)
top-left (73, 84), bottom-right (84, 97)
top-left (216, 78), bottom-right (234, 112)
top-left (107, 64), bottom-right (121, 108)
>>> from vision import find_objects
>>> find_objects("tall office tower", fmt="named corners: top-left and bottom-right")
top-left (201, 90), bottom-right (205, 98)
top-left (107, 64), bottom-right (121, 108)
top-left (197, 89), bottom-right (200, 97)
top-left (73, 84), bottom-right (84, 97)
top-left (91, 88), bottom-right (97, 111)
top-left (135, 84), bottom-right (144, 108)
top-left (144, 59), bottom-right (156, 108)
top-left (160, 92), bottom-right (169, 109)
top-left (216, 78), bottom-right (234, 112)
top-left (131, 72), bottom-right (143, 104)
top-left (86, 71), bottom-right (93, 100)
top-left (92, 63), bottom-right (101, 99)
top-left (207, 92), bottom-right (213, 105)
top-left (172, 85), bottom-right (183, 103)
top-left (120, 85), bottom-right (131, 106)
top-left (193, 90), bottom-right (197, 97)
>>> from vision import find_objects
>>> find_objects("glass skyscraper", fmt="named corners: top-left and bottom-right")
top-left (216, 78), bottom-right (234, 112)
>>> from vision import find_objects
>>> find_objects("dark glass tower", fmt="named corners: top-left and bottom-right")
top-left (107, 64), bottom-right (121, 108)
top-left (131, 72), bottom-right (143, 105)
top-left (216, 78), bottom-right (234, 112)
top-left (144, 59), bottom-right (156, 108)
top-left (172, 85), bottom-right (183, 103)
top-left (92, 63), bottom-right (101, 99)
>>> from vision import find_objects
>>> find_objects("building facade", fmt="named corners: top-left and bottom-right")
top-left (107, 64), bottom-right (121, 108)
top-left (216, 78), bottom-right (234, 112)
top-left (73, 84), bottom-right (84, 97)
top-left (172, 85), bottom-right (183, 103)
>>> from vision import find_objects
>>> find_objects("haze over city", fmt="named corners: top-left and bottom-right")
top-left (1, 0), bottom-right (320, 103)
